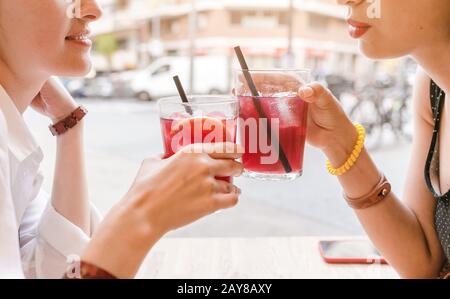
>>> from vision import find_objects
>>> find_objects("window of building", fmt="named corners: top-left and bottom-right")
top-left (117, 38), bottom-right (128, 50)
top-left (167, 49), bottom-right (179, 56)
top-left (161, 18), bottom-right (180, 35)
top-left (197, 12), bottom-right (209, 31)
top-left (278, 12), bottom-right (289, 26)
top-left (230, 11), bottom-right (242, 25)
top-left (308, 13), bottom-right (329, 31)
top-left (229, 10), bottom-right (288, 28)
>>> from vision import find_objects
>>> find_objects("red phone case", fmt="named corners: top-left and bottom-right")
top-left (318, 241), bottom-right (388, 265)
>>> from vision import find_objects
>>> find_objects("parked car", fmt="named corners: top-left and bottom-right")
top-left (129, 56), bottom-right (231, 101)
top-left (62, 74), bottom-right (131, 99)
top-left (83, 76), bottom-right (114, 98)
top-left (61, 77), bottom-right (86, 98)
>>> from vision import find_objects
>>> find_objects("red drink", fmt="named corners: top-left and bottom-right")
top-left (160, 114), bottom-right (237, 182)
top-left (238, 96), bottom-right (308, 176)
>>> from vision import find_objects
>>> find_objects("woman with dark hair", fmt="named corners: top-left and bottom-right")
top-left (296, 0), bottom-right (449, 278)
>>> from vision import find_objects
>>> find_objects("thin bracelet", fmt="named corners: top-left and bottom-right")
top-left (326, 124), bottom-right (365, 176)
top-left (344, 172), bottom-right (391, 210)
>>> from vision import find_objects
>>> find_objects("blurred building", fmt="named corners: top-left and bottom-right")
top-left (92, 0), bottom-right (362, 76)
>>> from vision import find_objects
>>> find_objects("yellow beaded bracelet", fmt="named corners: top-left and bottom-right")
top-left (326, 124), bottom-right (365, 176)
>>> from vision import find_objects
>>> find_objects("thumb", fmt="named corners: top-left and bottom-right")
top-left (298, 82), bottom-right (336, 110)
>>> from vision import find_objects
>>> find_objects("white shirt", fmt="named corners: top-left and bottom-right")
top-left (0, 85), bottom-right (100, 278)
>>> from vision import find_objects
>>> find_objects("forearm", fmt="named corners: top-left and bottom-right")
top-left (82, 197), bottom-right (164, 278)
top-left (52, 119), bottom-right (90, 235)
top-left (325, 134), bottom-right (442, 277)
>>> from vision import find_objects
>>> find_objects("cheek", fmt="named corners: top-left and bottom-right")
top-left (8, 16), bottom-right (69, 70)
top-left (34, 20), bottom-right (90, 74)
top-left (358, 8), bottom-right (427, 59)
top-left (33, 31), bottom-right (66, 58)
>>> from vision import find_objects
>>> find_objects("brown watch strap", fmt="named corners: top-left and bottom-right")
top-left (439, 262), bottom-right (450, 279)
top-left (63, 261), bottom-right (117, 279)
top-left (344, 173), bottom-right (391, 209)
top-left (49, 106), bottom-right (88, 136)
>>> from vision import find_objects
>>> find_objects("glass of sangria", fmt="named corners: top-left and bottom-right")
top-left (234, 69), bottom-right (311, 181)
top-left (158, 96), bottom-right (239, 183)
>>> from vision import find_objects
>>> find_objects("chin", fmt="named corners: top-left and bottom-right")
top-left (359, 41), bottom-right (412, 60)
top-left (57, 60), bottom-right (92, 77)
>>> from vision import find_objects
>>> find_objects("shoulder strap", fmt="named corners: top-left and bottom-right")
top-left (425, 80), bottom-right (446, 198)
top-left (430, 80), bottom-right (445, 120)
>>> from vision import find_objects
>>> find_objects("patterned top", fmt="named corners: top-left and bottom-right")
top-left (424, 80), bottom-right (449, 263)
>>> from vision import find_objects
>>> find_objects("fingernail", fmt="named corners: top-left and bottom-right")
top-left (236, 187), bottom-right (242, 195)
top-left (299, 87), bottom-right (314, 98)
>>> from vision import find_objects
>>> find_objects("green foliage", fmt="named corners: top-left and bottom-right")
top-left (94, 34), bottom-right (118, 57)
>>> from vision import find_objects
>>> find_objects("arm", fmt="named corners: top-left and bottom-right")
top-left (52, 117), bottom-right (90, 234)
top-left (300, 69), bottom-right (445, 278)
top-left (362, 68), bottom-right (444, 277)
top-left (32, 78), bottom-right (90, 234)
top-left (82, 143), bottom-right (243, 278)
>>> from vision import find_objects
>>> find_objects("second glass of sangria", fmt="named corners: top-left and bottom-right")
top-left (234, 69), bottom-right (310, 181)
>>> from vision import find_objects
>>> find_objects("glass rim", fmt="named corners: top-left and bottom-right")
top-left (158, 95), bottom-right (238, 108)
top-left (232, 68), bottom-right (312, 74)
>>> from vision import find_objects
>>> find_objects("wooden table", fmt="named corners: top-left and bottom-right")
top-left (137, 236), bottom-right (399, 279)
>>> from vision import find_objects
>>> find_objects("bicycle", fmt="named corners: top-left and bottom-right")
top-left (344, 77), bottom-right (413, 151)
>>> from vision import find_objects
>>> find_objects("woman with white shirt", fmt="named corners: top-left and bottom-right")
top-left (0, 0), bottom-right (243, 278)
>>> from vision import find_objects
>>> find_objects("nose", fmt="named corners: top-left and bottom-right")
top-left (78, 0), bottom-right (103, 22)
top-left (336, 0), bottom-right (365, 6)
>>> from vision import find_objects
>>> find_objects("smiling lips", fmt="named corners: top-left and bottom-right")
top-left (347, 19), bottom-right (372, 39)
top-left (66, 34), bottom-right (89, 41)
top-left (65, 31), bottom-right (92, 47)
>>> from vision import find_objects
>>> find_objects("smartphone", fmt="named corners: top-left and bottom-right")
top-left (319, 240), bottom-right (387, 264)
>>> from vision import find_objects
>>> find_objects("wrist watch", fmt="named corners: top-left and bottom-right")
top-left (49, 106), bottom-right (88, 136)
top-left (63, 261), bottom-right (117, 279)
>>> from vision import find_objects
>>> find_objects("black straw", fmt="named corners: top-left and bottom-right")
top-left (234, 46), bottom-right (292, 173)
top-left (173, 76), bottom-right (193, 115)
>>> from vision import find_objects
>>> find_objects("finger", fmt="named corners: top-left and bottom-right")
top-left (212, 191), bottom-right (240, 211)
top-left (182, 142), bottom-right (244, 160)
top-left (298, 82), bottom-right (336, 109)
top-left (213, 180), bottom-right (235, 194)
top-left (209, 159), bottom-right (243, 177)
top-left (207, 143), bottom-right (245, 160)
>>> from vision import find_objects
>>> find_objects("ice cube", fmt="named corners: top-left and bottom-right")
top-left (274, 96), bottom-right (305, 126)
top-left (271, 91), bottom-right (295, 98)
